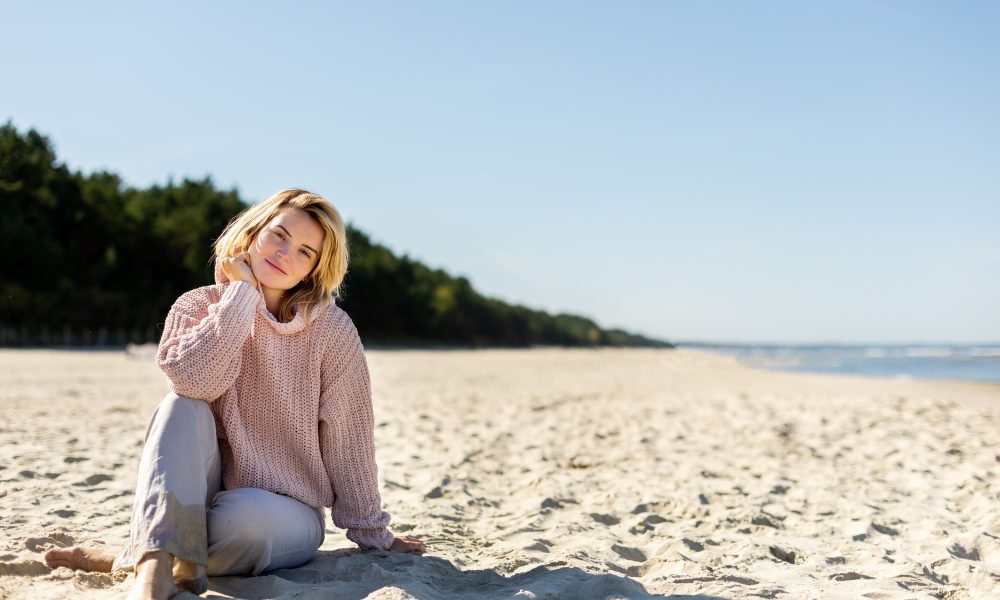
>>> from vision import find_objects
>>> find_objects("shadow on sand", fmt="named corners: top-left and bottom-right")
top-left (201, 548), bottom-right (726, 599)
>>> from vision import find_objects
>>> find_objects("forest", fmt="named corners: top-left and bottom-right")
top-left (0, 122), bottom-right (671, 348)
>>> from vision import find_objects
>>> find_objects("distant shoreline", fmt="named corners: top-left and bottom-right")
top-left (683, 342), bottom-right (1000, 384)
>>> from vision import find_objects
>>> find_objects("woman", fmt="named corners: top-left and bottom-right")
top-left (45, 188), bottom-right (425, 600)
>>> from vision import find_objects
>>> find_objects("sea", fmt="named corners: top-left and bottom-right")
top-left (679, 343), bottom-right (1000, 384)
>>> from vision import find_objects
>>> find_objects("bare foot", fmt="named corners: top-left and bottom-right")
top-left (173, 557), bottom-right (208, 595)
top-left (44, 545), bottom-right (117, 572)
top-left (127, 551), bottom-right (176, 600)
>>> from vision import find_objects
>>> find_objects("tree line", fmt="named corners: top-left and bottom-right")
top-left (0, 122), bottom-right (671, 348)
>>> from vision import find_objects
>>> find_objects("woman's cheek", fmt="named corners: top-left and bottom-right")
top-left (248, 256), bottom-right (264, 281)
top-left (250, 238), bottom-right (268, 277)
top-left (248, 244), bottom-right (267, 280)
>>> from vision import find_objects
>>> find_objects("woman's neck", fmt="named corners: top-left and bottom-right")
top-left (261, 285), bottom-right (283, 319)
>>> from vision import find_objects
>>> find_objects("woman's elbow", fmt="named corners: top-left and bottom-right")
top-left (160, 368), bottom-right (235, 402)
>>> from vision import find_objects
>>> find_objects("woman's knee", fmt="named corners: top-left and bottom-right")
top-left (158, 392), bottom-right (212, 418)
top-left (206, 489), bottom-right (325, 576)
top-left (146, 392), bottom-right (215, 438)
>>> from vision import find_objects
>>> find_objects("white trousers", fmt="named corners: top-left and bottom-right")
top-left (114, 393), bottom-right (325, 576)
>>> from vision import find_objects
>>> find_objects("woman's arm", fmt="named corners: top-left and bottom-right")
top-left (156, 281), bottom-right (260, 401)
top-left (318, 318), bottom-right (395, 551)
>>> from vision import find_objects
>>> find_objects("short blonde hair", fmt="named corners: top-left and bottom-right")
top-left (213, 188), bottom-right (349, 323)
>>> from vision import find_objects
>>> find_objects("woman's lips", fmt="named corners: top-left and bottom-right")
top-left (265, 259), bottom-right (287, 275)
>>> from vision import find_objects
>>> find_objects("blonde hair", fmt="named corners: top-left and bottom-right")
top-left (213, 188), bottom-right (349, 323)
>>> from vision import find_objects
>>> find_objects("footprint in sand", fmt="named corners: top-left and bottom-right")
top-left (871, 522), bottom-right (899, 536)
top-left (631, 501), bottom-right (670, 515)
top-left (629, 514), bottom-right (668, 535)
top-left (948, 542), bottom-right (981, 561)
top-left (682, 538), bottom-right (704, 552)
top-left (541, 497), bottom-right (577, 510)
top-left (589, 513), bottom-right (620, 526)
top-left (611, 544), bottom-right (646, 562)
top-left (752, 514), bottom-right (782, 529)
top-left (424, 475), bottom-right (451, 499)
top-left (769, 545), bottom-right (797, 564)
top-left (74, 473), bottom-right (112, 487)
top-left (829, 572), bottom-right (874, 581)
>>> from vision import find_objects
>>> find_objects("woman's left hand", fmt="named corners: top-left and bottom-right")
top-left (389, 535), bottom-right (426, 554)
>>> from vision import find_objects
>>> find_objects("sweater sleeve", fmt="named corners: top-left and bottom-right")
top-left (156, 281), bottom-right (260, 402)
top-left (318, 318), bottom-right (394, 551)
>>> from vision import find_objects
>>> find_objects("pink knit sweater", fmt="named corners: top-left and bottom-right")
top-left (155, 275), bottom-right (394, 551)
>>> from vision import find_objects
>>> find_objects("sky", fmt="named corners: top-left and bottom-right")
top-left (4, 1), bottom-right (998, 344)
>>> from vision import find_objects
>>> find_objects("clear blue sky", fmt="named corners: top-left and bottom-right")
top-left (5, 1), bottom-right (998, 344)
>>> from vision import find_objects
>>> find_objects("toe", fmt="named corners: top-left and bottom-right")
top-left (43, 548), bottom-right (70, 568)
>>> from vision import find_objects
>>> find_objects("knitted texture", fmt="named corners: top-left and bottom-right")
top-left (155, 279), bottom-right (394, 550)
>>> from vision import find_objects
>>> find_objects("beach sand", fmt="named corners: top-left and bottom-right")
top-left (2, 347), bottom-right (999, 599)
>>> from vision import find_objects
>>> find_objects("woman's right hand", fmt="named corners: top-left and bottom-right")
top-left (220, 252), bottom-right (257, 286)
top-left (389, 535), bottom-right (426, 554)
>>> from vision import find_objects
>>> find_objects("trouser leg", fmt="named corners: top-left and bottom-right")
top-left (114, 392), bottom-right (221, 571)
top-left (113, 393), bottom-right (324, 577)
top-left (206, 488), bottom-right (326, 576)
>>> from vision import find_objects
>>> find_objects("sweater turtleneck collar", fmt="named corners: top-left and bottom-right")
top-left (214, 259), bottom-right (322, 335)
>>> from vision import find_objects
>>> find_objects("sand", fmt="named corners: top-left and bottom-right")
top-left (2, 347), bottom-right (999, 599)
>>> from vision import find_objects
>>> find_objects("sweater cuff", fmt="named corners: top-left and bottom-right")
top-left (350, 527), bottom-right (395, 551)
top-left (220, 280), bottom-right (261, 314)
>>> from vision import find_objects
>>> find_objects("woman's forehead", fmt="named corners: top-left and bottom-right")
top-left (270, 208), bottom-right (325, 245)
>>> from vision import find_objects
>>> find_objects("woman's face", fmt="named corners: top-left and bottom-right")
top-left (248, 207), bottom-right (325, 291)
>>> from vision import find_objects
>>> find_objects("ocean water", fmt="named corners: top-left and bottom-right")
top-left (681, 344), bottom-right (1000, 384)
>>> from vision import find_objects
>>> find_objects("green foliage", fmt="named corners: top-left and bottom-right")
top-left (0, 121), bottom-right (672, 348)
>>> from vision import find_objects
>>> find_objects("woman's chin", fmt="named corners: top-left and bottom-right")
top-left (260, 278), bottom-right (292, 292)
top-left (251, 269), bottom-right (288, 291)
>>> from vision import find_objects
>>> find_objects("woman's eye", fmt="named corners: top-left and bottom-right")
top-left (300, 249), bottom-right (311, 258)
top-left (275, 232), bottom-right (285, 240)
